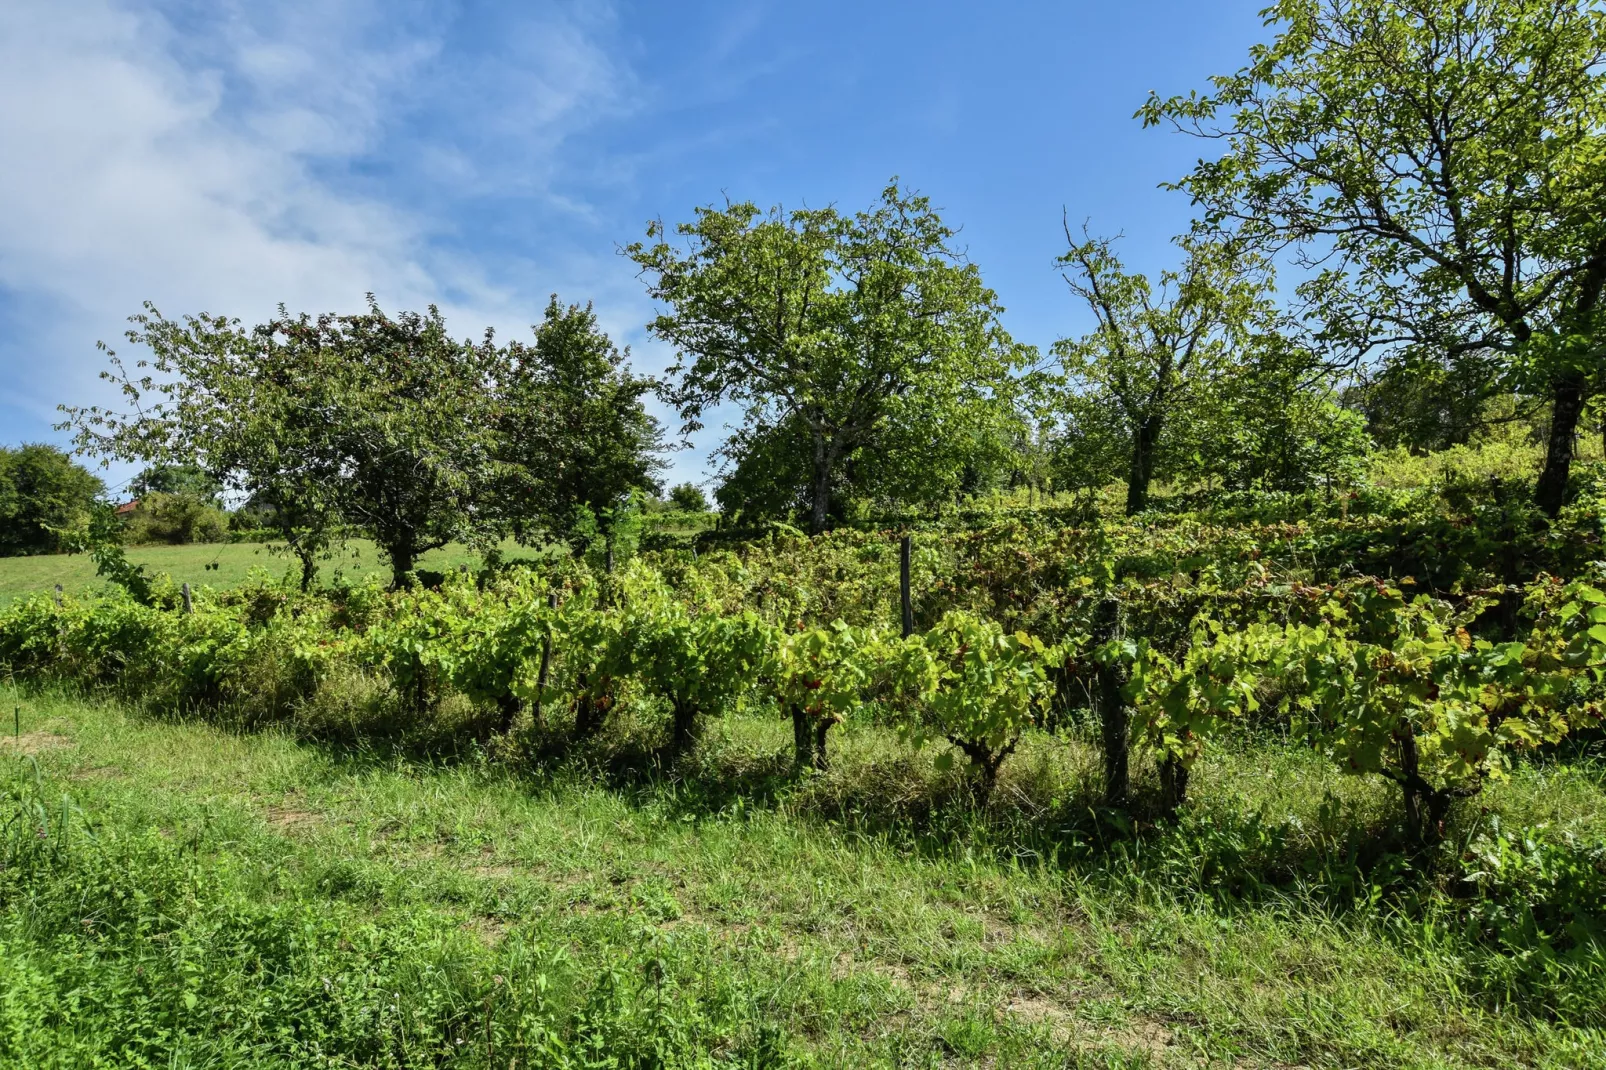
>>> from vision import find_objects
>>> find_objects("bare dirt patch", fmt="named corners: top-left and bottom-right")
top-left (1006, 995), bottom-right (1078, 1042)
top-left (69, 765), bottom-right (122, 780)
top-left (1003, 996), bottom-right (1185, 1061)
top-left (463, 916), bottom-right (511, 946)
top-left (264, 806), bottom-right (323, 831)
top-left (0, 731), bottom-right (72, 755)
top-left (1109, 1018), bottom-right (1174, 1052)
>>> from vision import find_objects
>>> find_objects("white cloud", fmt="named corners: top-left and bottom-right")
top-left (0, 0), bottom-right (746, 493)
top-left (0, 0), bottom-right (631, 430)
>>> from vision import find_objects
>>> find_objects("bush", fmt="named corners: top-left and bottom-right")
top-left (1456, 819), bottom-right (1606, 1018)
top-left (123, 491), bottom-right (230, 545)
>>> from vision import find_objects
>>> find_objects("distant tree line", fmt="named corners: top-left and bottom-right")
top-left (61, 297), bottom-right (666, 587)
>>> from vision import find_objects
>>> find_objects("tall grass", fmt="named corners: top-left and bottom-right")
top-left (2, 686), bottom-right (1602, 1067)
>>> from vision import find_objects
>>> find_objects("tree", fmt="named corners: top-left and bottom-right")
top-left (1052, 231), bottom-right (1268, 513)
top-left (1045, 391), bottom-right (1130, 497)
top-left (65, 299), bottom-right (505, 589)
top-left (129, 463), bottom-right (223, 505)
top-left (497, 297), bottom-right (665, 555)
top-left (64, 305), bottom-right (349, 589)
top-left (297, 302), bottom-right (505, 586)
top-left (667, 483), bottom-right (707, 512)
top-left (1143, 0), bottom-right (1606, 515)
top-left (123, 493), bottom-right (230, 545)
top-left (629, 182), bottom-right (1029, 534)
top-left (1173, 335), bottom-right (1374, 492)
top-left (1344, 353), bottom-right (1516, 452)
top-left (0, 444), bottom-right (104, 556)
top-left (712, 395), bottom-right (1019, 524)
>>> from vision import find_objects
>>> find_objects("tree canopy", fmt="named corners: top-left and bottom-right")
top-left (1143, 0), bottom-right (1606, 514)
top-left (630, 181), bottom-right (1031, 532)
top-left (667, 483), bottom-right (708, 513)
top-left (497, 296), bottom-right (665, 554)
top-left (0, 444), bottom-right (104, 556)
top-left (130, 463), bottom-right (223, 505)
top-left (66, 300), bottom-right (505, 587)
top-left (1050, 232), bottom-right (1272, 513)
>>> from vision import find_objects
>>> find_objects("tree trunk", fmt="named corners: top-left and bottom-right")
top-left (1393, 724), bottom-right (1478, 848)
top-left (948, 736), bottom-right (1018, 803)
top-left (791, 705), bottom-right (838, 772)
top-left (573, 694), bottom-right (599, 740)
top-left (389, 540), bottom-right (417, 589)
top-left (531, 594), bottom-right (556, 731)
top-left (1093, 597), bottom-right (1130, 809)
top-left (1125, 416), bottom-right (1161, 516)
top-left (1397, 722), bottom-right (1424, 845)
top-left (1536, 373), bottom-right (1587, 517)
top-left (669, 699), bottom-right (700, 761)
top-left (572, 674), bottom-right (609, 741)
top-left (812, 719), bottom-right (833, 772)
top-left (298, 551), bottom-right (317, 592)
top-left (810, 432), bottom-right (832, 535)
top-left (791, 704), bottom-right (813, 772)
top-left (1159, 754), bottom-right (1189, 818)
top-left (495, 693), bottom-right (523, 735)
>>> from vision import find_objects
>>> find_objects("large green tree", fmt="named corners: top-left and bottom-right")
top-left (497, 297), bottom-right (665, 555)
top-left (711, 390), bottom-right (1019, 524)
top-left (1143, 0), bottom-right (1606, 515)
top-left (1052, 232), bottom-right (1269, 514)
top-left (1171, 335), bottom-right (1374, 493)
top-left (66, 306), bottom-right (349, 588)
top-left (629, 182), bottom-right (1029, 534)
top-left (1344, 353), bottom-right (1516, 452)
top-left (130, 463), bottom-right (224, 505)
top-left (66, 300), bottom-right (505, 588)
top-left (276, 303), bottom-right (505, 586)
top-left (0, 444), bottom-right (104, 556)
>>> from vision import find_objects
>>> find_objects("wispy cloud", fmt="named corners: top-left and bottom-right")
top-left (0, 0), bottom-right (633, 440)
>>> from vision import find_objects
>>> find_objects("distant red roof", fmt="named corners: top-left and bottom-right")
top-left (114, 499), bottom-right (139, 516)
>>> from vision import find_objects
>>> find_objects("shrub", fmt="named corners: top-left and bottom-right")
top-left (123, 491), bottom-right (230, 545)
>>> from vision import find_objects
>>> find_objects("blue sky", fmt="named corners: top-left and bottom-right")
top-left (0, 0), bottom-right (1269, 495)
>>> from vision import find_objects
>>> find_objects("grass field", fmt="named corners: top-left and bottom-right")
top-left (0, 540), bottom-right (500, 606)
top-left (2, 684), bottom-right (1602, 1068)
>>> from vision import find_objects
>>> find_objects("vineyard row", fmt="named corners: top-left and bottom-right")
top-left (3, 556), bottom-right (1603, 844)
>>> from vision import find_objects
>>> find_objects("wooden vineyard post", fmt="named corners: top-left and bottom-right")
top-left (533, 592), bottom-right (557, 729)
top-left (182, 582), bottom-right (193, 615)
top-left (1093, 596), bottom-right (1129, 809)
top-left (53, 585), bottom-right (66, 658)
top-left (900, 534), bottom-right (914, 638)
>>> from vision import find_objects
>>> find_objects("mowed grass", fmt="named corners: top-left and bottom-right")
top-left (1, 685), bottom-right (1602, 1068)
top-left (0, 540), bottom-right (503, 606)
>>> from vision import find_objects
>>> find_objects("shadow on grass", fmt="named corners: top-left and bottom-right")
top-left (8, 674), bottom-right (1458, 907)
top-left (17, 675), bottom-right (1605, 1026)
